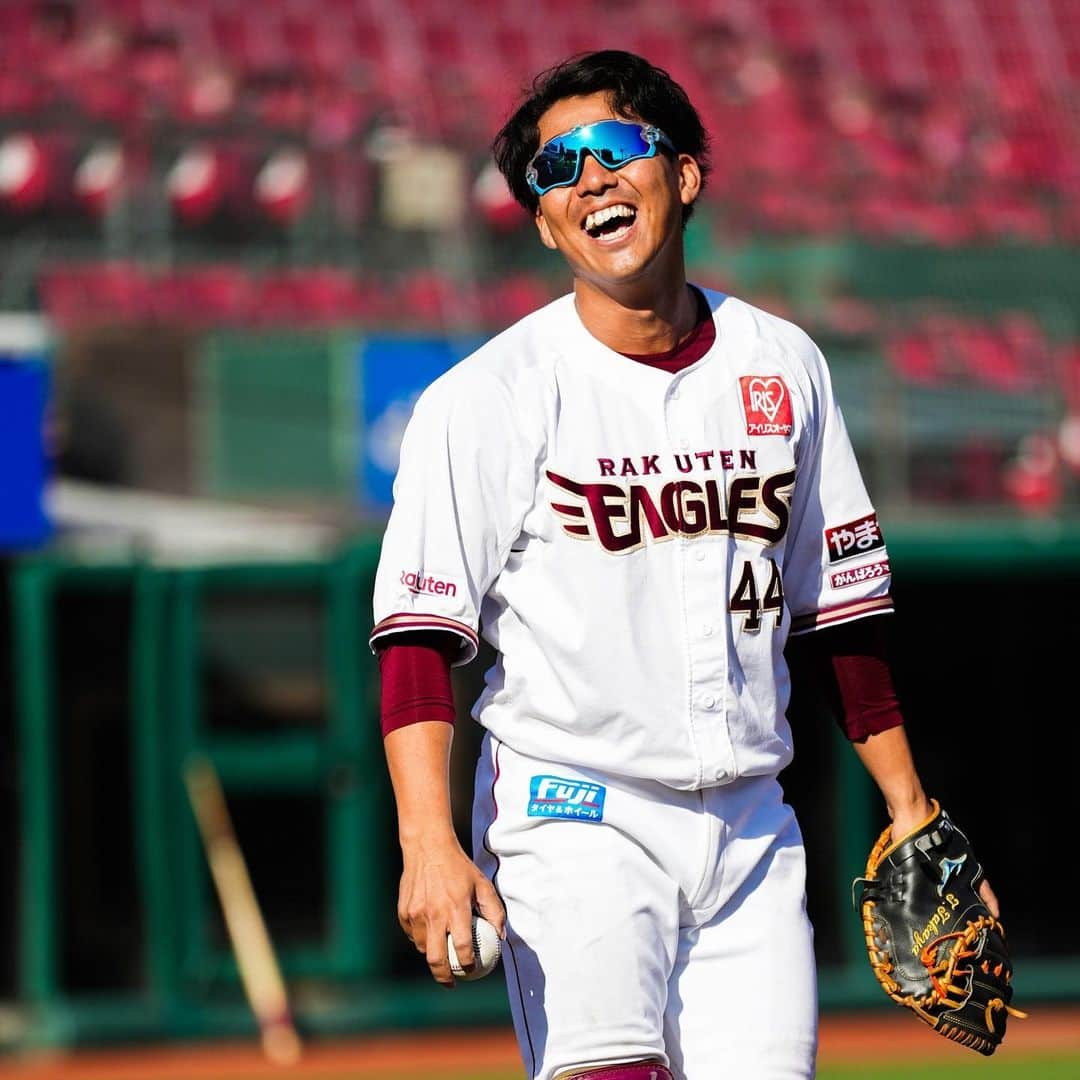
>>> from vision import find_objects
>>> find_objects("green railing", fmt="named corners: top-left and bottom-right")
top-left (8, 524), bottom-right (1080, 1049)
top-left (9, 543), bottom-right (508, 1049)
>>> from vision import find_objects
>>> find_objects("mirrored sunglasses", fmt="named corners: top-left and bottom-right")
top-left (526, 119), bottom-right (676, 196)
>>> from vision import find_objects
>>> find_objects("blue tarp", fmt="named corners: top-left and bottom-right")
top-left (0, 355), bottom-right (52, 549)
top-left (358, 335), bottom-right (483, 509)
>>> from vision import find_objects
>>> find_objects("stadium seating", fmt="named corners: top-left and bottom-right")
top-left (35, 259), bottom-right (1074, 402)
top-left (0, 0), bottom-right (1076, 243)
top-left (4, 0), bottom-right (1079, 516)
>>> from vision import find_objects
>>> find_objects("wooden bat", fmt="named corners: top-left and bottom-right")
top-left (184, 754), bottom-right (302, 1066)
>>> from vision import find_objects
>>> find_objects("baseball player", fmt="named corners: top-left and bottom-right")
top-left (371, 51), bottom-right (1000, 1079)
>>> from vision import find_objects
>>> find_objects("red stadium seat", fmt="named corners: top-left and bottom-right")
top-left (162, 266), bottom-right (255, 326)
top-left (886, 331), bottom-right (944, 386)
top-left (39, 262), bottom-right (151, 325)
top-left (956, 323), bottom-right (1031, 392)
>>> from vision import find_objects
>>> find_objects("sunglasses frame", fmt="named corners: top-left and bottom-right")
top-left (526, 119), bottom-right (676, 196)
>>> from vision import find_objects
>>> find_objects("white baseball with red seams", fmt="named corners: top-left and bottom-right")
top-left (446, 914), bottom-right (502, 981)
top-left (371, 289), bottom-right (892, 1078)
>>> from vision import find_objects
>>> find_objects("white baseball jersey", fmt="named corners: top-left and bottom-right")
top-left (371, 289), bottom-right (892, 791)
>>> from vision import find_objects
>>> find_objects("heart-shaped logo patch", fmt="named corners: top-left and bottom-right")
top-left (739, 374), bottom-right (793, 435)
top-left (748, 377), bottom-right (785, 421)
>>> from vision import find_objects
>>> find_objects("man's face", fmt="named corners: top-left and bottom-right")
top-left (532, 92), bottom-right (701, 294)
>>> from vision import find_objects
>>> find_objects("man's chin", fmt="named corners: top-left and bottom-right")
top-left (576, 253), bottom-right (661, 293)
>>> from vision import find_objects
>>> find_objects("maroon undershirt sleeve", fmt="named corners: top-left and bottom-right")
top-left (378, 632), bottom-right (457, 737)
top-left (805, 617), bottom-right (905, 741)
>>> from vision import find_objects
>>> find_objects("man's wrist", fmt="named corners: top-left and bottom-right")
top-left (888, 793), bottom-right (935, 839)
top-left (398, 821), bottom-right (460, 851)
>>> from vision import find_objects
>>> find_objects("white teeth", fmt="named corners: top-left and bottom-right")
top-left (585, 204), bottom-right (636, 233)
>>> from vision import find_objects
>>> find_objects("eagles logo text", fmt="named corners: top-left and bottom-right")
top-left (547, 468), bottom-right (795, 553)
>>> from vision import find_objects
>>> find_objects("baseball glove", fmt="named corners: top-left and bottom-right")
top-left (853, 800), bottom-right (1025, 1055)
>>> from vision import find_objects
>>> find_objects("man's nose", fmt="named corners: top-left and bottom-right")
top-left (576, 151), bottom-right (618, 193)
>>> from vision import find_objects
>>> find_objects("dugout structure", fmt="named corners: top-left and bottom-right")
top-left (4, 525), bottom-right (1080, 1049)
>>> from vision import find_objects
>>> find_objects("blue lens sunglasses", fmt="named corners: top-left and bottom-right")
top-left (526, 118), bottom-right (676, 196)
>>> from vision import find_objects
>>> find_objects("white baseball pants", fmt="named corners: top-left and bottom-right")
top-left (473, 735), bottom-right (818, 1080)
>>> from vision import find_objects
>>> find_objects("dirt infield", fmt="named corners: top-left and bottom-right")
top-left (1, 1008), bottom-right (1076, 1079)
top-left (816, 1005), bottom-right (1079, 1062)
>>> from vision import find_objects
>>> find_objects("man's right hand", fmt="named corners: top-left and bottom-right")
top-left (398, 832), bottom-right (506, 986)
top-left (383, 719), bottom-right (505, 985)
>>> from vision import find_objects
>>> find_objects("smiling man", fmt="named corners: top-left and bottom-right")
top-left (370, 51), bottom-right (1001, 1080)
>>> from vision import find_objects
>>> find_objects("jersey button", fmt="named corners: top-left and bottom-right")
top-left (702, 624), bottom-right (713, 637)
top-left (715, 768), bottom-right (728, 782)
top-left (702, 694), bottom-right (716, 709)
top-left (695, 549), bottom-right (706, 562)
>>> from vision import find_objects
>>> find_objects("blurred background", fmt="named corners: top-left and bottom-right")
top-left (1, 0), bottom-right (1078, 1064)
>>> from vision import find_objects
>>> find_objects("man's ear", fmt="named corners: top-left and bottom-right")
top-left (534, 207), bottom-right (558, 250)
top-left (677, 154), bottom-right (703, 211)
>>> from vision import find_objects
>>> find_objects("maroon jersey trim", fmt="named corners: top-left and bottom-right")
top-left (369, 613), bottom-right (478, 661)
top-left (789, 595), bottom-right (894, 635)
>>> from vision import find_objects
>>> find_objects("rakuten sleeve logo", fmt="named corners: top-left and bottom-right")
top-left (400, 570), bottom-right (457, 597)
top-left (739, 375), bottom-right (793, 436)
top-left (825, 513), bottom-right (886, 564)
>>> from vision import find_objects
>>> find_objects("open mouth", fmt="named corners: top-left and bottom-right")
top-left (584, 204), bottom-right (637, 239)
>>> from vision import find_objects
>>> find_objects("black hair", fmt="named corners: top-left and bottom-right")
top-left (492, 50), bottom-right (711, 223)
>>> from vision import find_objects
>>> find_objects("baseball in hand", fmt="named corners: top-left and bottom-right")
top-left (447, 916), bottom-right (502, 980)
